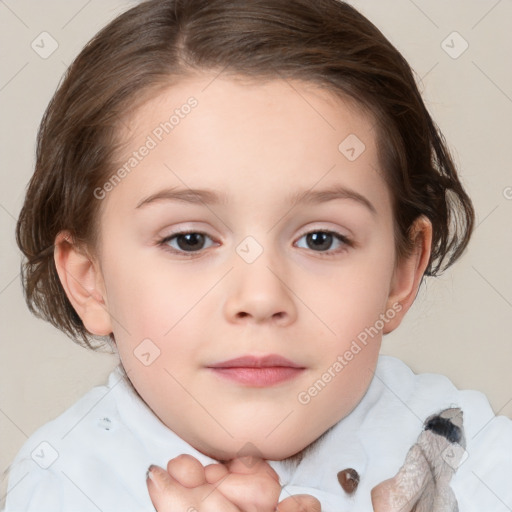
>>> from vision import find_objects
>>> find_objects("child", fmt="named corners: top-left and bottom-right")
top-left (5, 0), bottom-right (512, 510)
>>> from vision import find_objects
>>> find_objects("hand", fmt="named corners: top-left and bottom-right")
top-left (220, 457), bottom-right (320, 512)
top-left (147, 455), bottom-right (241, 512)
top-left (147, 454), bottom-right (321, 512)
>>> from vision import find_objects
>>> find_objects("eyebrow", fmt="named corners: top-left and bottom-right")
top-left (135, 184), bottom-right (377, 215)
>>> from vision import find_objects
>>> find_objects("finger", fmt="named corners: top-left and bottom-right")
top-left (216, 458), bottom-right (281, 512)
top-left (147, 464), bottom-right (178, 511)
top-left (166, 454), bottom-right (207, 488)
top-left (226, 457), bottom-right (280, 483)
top-left (204, 463), bottom-right (229, 484)
top-left (277, 494), bottom-right (322, 512)
top-left (147, 465), bottom-right (242, 512)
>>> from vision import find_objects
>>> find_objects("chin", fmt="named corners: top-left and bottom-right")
top-left (217, 423), bottom-right (336, 464)
top-left (196, 437), bottom-right (308, 463)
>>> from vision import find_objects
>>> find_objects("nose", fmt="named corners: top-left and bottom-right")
top-left (223, 249), bottom-right (297, 326)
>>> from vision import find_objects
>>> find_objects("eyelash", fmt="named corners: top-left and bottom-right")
top-left (157, 229), bottom-right (354, 258)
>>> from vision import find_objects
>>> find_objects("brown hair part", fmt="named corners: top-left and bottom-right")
top-left (16, 0), bottom-right (474, 348)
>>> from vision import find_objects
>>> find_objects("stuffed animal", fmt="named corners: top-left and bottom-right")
top-left (370, 407), bottom-right (465, 511)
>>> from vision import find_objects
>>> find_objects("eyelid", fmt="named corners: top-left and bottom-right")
top-left (295, 222), bottom-right (355, 243)
top-left (159, 228), bottom-right (213, 240)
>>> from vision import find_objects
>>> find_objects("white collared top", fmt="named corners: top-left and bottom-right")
top-left (4, 355), bottom-right (512, 511)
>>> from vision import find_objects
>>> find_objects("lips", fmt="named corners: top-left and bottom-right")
top-left (208, 354), bottom-right (303, 369)
top-left (207, 355), bottom-right (305, 387)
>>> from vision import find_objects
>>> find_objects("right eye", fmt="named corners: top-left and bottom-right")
top-left (159, 231), bottom-right (217, 256)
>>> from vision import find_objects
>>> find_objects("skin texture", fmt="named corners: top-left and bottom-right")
top-left (54, 74), bottom-right (432, 509)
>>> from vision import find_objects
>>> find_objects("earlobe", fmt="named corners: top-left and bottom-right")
top-left (54, 231), bottom-right (112, 336)
top-left (383, 216), bottom-right (433, 334)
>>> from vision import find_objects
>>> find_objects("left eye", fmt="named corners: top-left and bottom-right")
top-left (295, 230), bottom-right (351, 253)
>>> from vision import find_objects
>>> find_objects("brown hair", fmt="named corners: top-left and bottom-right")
top-left (16, 0), bottom-right (474, 349)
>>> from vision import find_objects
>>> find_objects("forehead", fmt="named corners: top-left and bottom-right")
top-left (102, 73), bottom-right (388, 216)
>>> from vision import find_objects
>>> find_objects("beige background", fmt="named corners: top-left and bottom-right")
top-left (1, 0), bottom-right (511, 500)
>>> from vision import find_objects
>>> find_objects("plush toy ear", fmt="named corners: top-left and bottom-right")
top-left (53, 230), bottom-right (113, 336)
top-left (383, 215), bottom-right (432, 334)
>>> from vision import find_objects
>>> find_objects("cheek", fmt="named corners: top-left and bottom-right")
top-left (102, 251), bottom-right (205, 335)
top-left (297, 326), bottom-right (381, 428)
top-left (312, 251), bottom-right (395, 343)
top-left (102, 252), bottom-right (214, 392)
top-left (304, 239), bottom-right (395, 420)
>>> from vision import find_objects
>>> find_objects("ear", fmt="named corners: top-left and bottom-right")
top-left (383, 216), bottom-right (432, 334)
top-left (54, 231), bottom-right (112, 336)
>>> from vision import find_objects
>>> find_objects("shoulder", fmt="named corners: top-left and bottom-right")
top-left (372, 355), bottom-right (500, 423)
top-left (6, 373), bottom-right (115, 468)
top-left (3, 367), bottom-right (151, 512)
top-left (8, 370), bottom-right (118, 463)
top-left (4, 375), bottom-right (114, 511)
top-left (453, 414), bottom-right (512, 511)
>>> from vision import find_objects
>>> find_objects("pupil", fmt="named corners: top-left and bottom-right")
top-left (308, 232), bottom-right (332, 251)
top-left (178, 233), bottom-right (204, 251)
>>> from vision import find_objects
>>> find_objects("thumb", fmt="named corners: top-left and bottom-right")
top-left (147, 465), bottom-right (176, 511)
top-left (277, 494), bottom-right (322, 512)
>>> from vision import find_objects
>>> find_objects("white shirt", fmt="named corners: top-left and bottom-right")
top-left (4, 355), bottom-right (512, 511)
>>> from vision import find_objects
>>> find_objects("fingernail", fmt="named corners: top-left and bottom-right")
top-left (147, 464), bottom-right (162, 490)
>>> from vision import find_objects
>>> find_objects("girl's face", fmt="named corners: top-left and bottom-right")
top-left (84, 75), bottom-right (423, 461)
